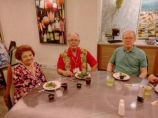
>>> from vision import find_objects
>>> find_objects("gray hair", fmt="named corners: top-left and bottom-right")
top-left (122, 30), bottom-right (136, 39)
top-left (68, 32), bottom-right (80, 40)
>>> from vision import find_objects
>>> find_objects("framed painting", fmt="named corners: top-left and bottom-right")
top-left (0, 23), bottom-right (3, 42)
top-left (35, 0), bottom-right (66, 44)
top-left (0, 31), bottom-right (2, 42)
top-left (138, 0), bottom-right (158, 39)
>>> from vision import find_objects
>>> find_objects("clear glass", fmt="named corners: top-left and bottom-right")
top-left (144, 85), bottom-right (152, 96)
top-left (106, 72), bottom-right (114, 87)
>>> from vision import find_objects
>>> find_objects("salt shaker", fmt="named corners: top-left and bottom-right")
top-left (118, 99), bottom-right (125, 116)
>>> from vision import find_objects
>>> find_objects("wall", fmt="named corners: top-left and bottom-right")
top-left (101, 0), bottom-right (141, 40)
top-left (0, 0), bottom-right (98, 68)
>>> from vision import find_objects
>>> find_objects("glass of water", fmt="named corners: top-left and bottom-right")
top-left (106, 73), bottom-right (114, 87)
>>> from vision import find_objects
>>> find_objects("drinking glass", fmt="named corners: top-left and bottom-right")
top-left (85, 77), bottom-right (91, 85)
top-left (106, 74), bottom-right (114, 87)
top-left (55, 89), bottom-right (63, 97)
top-left (76, 83), bottom-right (82, 89)
top-left (48, 94), bottom-right (55, 101)
top-left (61, 83), bottom-right (68, 90)
top-left (144, 85), bottom-right (152, 96)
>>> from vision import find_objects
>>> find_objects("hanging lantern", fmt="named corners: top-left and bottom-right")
top-left (52, 3), bottom-right (58, 12)
top-left (48, 11), bottom-right (54, 21)
top-left (44, 0), bottom-right (52, 9)
top-left (46, 2), bottom-right (52, 9)
top-left (59, 0), bottom-right (64, 5)
top-left (57, 0), bottom-right (60, 6)
top-left (43, 16), bottom-right (50, 25)
top-left (53, 2), bottom-right (57, 8)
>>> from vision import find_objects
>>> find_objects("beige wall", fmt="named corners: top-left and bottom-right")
top-left (0, 0), bottom-right (98, 67)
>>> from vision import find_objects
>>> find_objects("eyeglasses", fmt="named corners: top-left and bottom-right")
top-left (69, 39), bottom-right (79, 42)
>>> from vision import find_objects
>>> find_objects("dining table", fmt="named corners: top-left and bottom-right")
top-left (4, 71), bottom-right (158, 118)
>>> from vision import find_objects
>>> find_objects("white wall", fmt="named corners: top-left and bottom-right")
top-left (0, 0), bottom-right (98, 67)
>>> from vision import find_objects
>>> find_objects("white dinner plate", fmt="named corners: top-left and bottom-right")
top-left (154, 84), bottom-right (158, 93)
top-left (75, 72), bottom-right (90, 80)
top-left (43, 80), bottom-right (61, 91)
top-left (113, 72), bottom-right (130, 81)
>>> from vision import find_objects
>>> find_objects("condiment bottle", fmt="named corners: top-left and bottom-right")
top-left (118, 99), bottom-right (125, 116)
top-left (137, 86), bottom-right (144, 103)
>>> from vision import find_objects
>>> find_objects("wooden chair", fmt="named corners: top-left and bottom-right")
top-left (3, 65), bottom-right (15, 110)
top-left (8, 40), bottom-right (17, 66)
top-left (10, 48), bottom-right (17, 66)
top-left (8, 41), bottom-right (16, 52)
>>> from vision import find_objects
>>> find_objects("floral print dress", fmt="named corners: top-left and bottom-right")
top-left (13, 62), bottom-right (46, 104)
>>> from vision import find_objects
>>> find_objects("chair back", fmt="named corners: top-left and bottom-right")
top-left (8, 41), bottom-right (16, 52)
top-left (8, 41), bottom-right (17, 66)
top-left (3, 65), bottom-right (15, 109)
top-left (146, 55), bottom-right (149, 73)
top-left (10, 48), bottom-right (17, 65)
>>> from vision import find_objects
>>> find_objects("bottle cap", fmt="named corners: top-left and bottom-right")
top-left (120, 99), bottom-right (124, 103)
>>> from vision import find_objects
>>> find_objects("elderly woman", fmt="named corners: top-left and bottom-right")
top-left (13, 45), bottom-right (46, 103)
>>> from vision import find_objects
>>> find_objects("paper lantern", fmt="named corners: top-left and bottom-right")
top-left (57, 0), bottom-right (60, 6)
top-left (46, 2), bottom-right (52, 9)
top-left (52, 3), bottom-right (58, 12)
top-left (48, 11), bottom-right (54, 21)
top-left (44, 0), bottom-right (52, 9)
top-left (43, 16), bottom-right (50, 25)
top-left (59, 0), bottom-right (64, 5)
top-left (53, 3), bottom-right (57, 9)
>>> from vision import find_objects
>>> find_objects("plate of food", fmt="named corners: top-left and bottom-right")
top-left (75, 71), bottom-right (90, 80)
top-left (113, 72), bottom-right (130, 81)
top-left (43, 80), bottom-right (61, 91)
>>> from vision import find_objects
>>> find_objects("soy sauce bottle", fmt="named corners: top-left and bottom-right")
top-left (137, 86), bottom-right (144, 103)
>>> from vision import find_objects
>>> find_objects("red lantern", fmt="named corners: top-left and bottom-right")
top-left (43, 16), bottom-right (50, 25)
top-left (52, 3), bottom-right (58, 12)
top-left (57, 0), bottom-right (60, 6)
top-left (59, 0), bottom-right (64, 5)
top-left (44, 0), bottom-right (52, 9)
top-left (48, 11), bottom-right (54, 21)
top-left (46, 2), bottom-right (52, 9)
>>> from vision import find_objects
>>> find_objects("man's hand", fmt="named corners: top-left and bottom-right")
top-left (63, 70), bottom-right (73, 77)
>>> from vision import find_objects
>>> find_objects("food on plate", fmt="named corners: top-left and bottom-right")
top-left (119, 72), bottom-right (127, 80)
top-left (45, 82), bottom-right (56, 88)
top-left (77, 71), bottom-right (89, 79)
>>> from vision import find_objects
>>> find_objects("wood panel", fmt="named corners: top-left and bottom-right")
top-left (97, 44), bottom-right (158, 75)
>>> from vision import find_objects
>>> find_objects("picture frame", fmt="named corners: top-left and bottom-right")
top-left (0, 23), bottom-right (4, 43)
top-left (35, 0), bottom-right (66, 44)
top-left (138, 0), bottom-right (158, 39)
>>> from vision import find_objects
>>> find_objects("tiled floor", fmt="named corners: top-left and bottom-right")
top-left (0, 67), bottom-right (58, 118)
